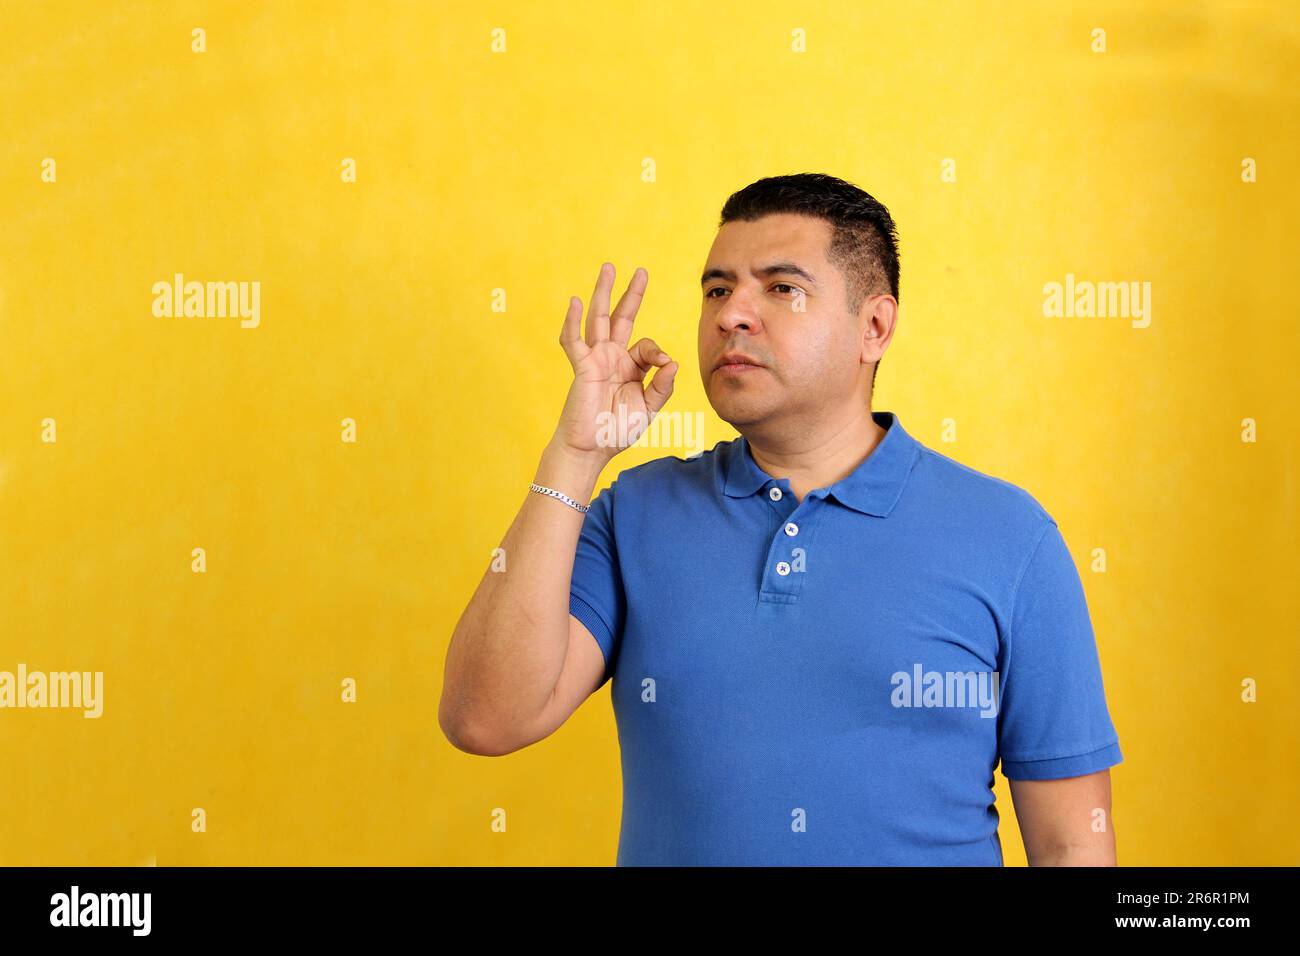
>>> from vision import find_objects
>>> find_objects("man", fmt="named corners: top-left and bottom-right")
top-left (441, 172), bottom-right (1123, 866)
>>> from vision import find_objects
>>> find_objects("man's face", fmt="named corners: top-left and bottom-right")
top-left (698, 213), bottom-right (868, 432)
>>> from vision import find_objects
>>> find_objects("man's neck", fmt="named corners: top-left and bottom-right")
top-left (744, 409), bottom-right (887, 504)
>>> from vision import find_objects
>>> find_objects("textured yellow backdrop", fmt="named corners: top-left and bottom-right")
top-left (1, 0), bottom-right (1296, 866)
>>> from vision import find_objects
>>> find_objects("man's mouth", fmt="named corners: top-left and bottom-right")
top-left (714, 352), bottom-right (765, 373)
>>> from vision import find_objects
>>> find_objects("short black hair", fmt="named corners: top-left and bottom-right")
top-left (718, 173), bottom-right (900, 389)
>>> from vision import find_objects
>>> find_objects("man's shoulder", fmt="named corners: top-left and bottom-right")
top-left (911, 442), bottom-right (1056, 534)
top-left (603, 439), bottom-right (735, 498)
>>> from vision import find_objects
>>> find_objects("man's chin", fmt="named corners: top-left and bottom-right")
top-left (709, 396), bottom-right (773, 431)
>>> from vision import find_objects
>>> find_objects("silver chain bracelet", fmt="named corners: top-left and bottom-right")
top-left (529, 482), bottom-right (590, 513)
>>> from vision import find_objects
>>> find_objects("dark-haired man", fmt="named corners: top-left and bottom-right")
top-left (442, 173), bottom-right (1123, 866)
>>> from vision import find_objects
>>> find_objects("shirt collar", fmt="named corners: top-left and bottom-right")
top-left (722, 410), bottom-right (921, 517)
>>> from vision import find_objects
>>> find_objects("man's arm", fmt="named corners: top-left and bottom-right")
top-left (439, 443), bottom-right (607, 756)
top-left (1009, 769), bottom-right (1116, 866)
top-left (439, 263), bottom-right (677, 756)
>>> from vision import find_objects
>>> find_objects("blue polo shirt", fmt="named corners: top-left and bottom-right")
top-left (569, 410), bottom-right (1122, 866)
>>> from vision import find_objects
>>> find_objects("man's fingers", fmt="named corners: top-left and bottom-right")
top-left (630, 335), bottom-right (676, 415)
top-left (585, 263), bottom-right (614, 347)
top-left (644, 360), bottom-right (678, 417)
top-left (609, 267), bottom-right (647, 347)
top-left (559, 295), bottom-right (588, 365)
top-left (628, 337), bottom-right (667, 374)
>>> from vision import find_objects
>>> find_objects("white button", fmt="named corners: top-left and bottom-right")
top-left (768, 487), bottom-right (783, 501)
top-left (776, 561), bottom-right (791, 576)
top-left (784, 522), bottom-right (799, 536)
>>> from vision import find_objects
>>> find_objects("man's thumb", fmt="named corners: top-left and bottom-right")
top-left (644, 360), bottom-right (677, 413)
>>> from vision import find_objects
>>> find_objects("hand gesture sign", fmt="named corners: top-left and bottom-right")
top-left (553, 263), bottom-right (678, 460)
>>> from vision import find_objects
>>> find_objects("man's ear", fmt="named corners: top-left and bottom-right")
top-left (857, 293), bottom-right (899, 361)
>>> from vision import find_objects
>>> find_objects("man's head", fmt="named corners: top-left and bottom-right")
top-left (698, 173), bottom-right (900, 434)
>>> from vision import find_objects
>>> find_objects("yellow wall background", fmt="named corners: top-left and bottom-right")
top-left (1, 0), bottom-right (1296, 866)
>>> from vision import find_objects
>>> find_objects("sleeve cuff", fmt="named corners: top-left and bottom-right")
top-left (1000, 740), bottom-right (1123, 781)
top-left (569, 592), bottom-right (614, 679)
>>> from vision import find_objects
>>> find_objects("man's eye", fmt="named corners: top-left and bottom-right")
top-left (706, 285), bottom-right (799, 298)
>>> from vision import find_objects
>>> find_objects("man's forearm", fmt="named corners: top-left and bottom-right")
top-left (1027, 842), bottom-right (1117, 866)
top-left (441, 440), bottom-right (606, 747)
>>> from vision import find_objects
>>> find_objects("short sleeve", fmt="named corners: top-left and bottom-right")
top-left (568, 482), bottom-right (626, 683)
top-left (996, 519), bottom-right (1123, 781)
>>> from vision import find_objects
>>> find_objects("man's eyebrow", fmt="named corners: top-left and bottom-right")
top-left (700, 263), bottom-right (819, 286)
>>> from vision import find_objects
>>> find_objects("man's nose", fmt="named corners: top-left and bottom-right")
top-left (717, 294), bottom-right (760, 333)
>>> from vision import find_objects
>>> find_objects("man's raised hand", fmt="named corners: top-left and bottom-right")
top-left (553, 263), bottom-right (678, 460)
